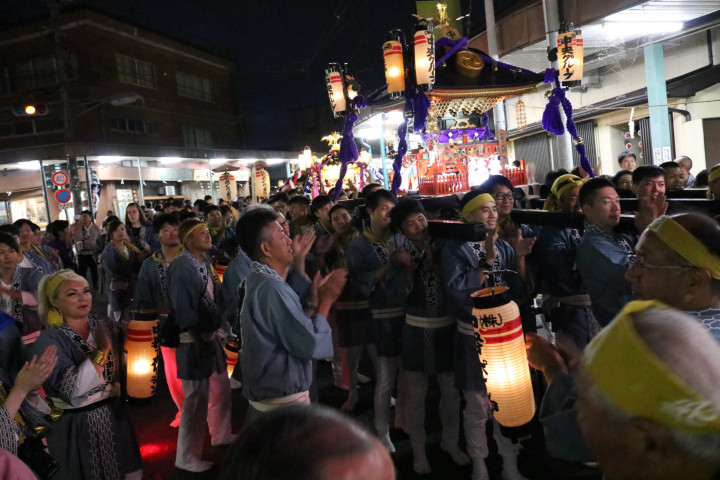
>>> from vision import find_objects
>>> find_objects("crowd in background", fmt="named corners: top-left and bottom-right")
top-left (0, 153), bottom-right (719, 480)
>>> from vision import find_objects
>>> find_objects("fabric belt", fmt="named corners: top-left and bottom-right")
top-left (406, 314), bottom-right (453, 329)
top-left (371, 307), bottom-right (404, 319)
top-left (544, 294), bottom-right (592, 309)
top-left (248, 390), bottom-right (310, 412)
top-left (335, 300), bottom-right (369, 310)
top-left (456, 319), bottom-right (475, 336)
top-left (61, 396), bottom-right (114, 413)
top-left (179, 331), bottom-right (217, 343)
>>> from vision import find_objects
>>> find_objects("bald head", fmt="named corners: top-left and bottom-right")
top-left (675, 156), bottom-right (693, 172)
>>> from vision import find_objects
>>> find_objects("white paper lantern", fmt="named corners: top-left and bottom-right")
top-left (471, 286), bottom-right (535, 427)
top-left (126, 311), bottom-right (160, 399)
top-left (414, 25), bottom-right (435, 89)
top-left (382, 39), bottom-right (405, 93)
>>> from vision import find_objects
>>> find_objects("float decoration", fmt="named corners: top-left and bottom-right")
top-left (541, 68), bottom-right (595, 178)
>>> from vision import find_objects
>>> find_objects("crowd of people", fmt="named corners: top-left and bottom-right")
top-left (0, 154), bottom-right (719, 480)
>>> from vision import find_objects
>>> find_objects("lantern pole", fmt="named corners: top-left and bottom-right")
top-left (380, 113), bottom-right (389, 190)
top-left (542, 0), bottom-right (574, 172)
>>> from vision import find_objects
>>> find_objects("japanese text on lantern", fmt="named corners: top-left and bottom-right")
top-left (557, 32), bottom-right (583, 82)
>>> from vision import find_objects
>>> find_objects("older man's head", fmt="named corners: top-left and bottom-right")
top-left (578, 302), bottom-right (720, 480)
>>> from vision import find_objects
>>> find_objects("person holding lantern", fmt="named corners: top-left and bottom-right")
top-left (346, 189), bottom-right (410, 453)
top-left (167, 218), bottom-right (235, 473)
top-left (132, 213), bottom-right (184, 427)
top-left (31, 269), bottom-right (143, 480)
top-left (390, 198), bottom-right (470, 474)
top-left (536, 174), bottom-right (600, 350)
top-left (441, 190), bottom-right (530, 480)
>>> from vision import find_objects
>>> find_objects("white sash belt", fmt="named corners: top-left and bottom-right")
top-left (405, 314), bottom-right (453, 329)
top-left (248, 390), bottom-right (310, 412)
top-left (456, 319), bottom-right (475, 336)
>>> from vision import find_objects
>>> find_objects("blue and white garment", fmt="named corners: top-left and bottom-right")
top-left (240, 261), bottom-right (333, 402)
top-left (30, 315), bottom-right (142, 480)
top-left (687, 308), bottom-right (720, 344)
top-left (577, 222), bottom-right (637, 326)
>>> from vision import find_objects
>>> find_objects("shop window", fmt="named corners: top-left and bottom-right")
top-left (116, 54), bottom-right (157, 89)
top-left (176, 71), bottom-right (213, 102)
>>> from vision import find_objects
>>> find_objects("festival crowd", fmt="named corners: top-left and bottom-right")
top-left (0, 155), bottom-right (719, 480)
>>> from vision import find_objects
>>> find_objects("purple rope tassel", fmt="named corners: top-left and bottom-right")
top-left (332, 111), bottom-right (359, 202)
top-left (391, 118), bottom-right (409, 196)
top-left (541, 68), bottom-right (595, 177)
top-left (542, 87), bottom-right (565, 135)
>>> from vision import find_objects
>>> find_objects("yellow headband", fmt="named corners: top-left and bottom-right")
top-left (551, 174), bottom-right (585, 200)
top-left (709, 167), bottom-right (720, 183)
top-left (182, 222), bottom-right (207, 243)
top-left (647, 216), bottom-right (720, 280)
top-left (584, 300), bottom-right (720, 434)
top-left (461, 193), bottom-right (495, 215)
top-left (43, 274), bottom-right (70, 327)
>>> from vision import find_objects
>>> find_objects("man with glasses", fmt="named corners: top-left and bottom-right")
top-left (626, 212), bottom-right (720, 342)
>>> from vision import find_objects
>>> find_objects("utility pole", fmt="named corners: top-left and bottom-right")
top-left (48, 0), bottom-right (83, 216)
top-left (542, 0), bottom-right (574, 172)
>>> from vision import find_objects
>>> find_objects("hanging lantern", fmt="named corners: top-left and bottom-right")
top-left (413, 21), bottom-right (435, 90)
top-left (471, 286), bottom-right (535, 427)
top-left (382, 30), bottom-right (405, 95)
top-left (253, 168), bottom-right (271, 198)
top-left (557, 30), bottom-right (583, 82)
top-left (325, 63), bottom-right (348, 118)
top-left (225, 335), bottom-right (239, 378)
top-left (218, 171), bottom-right (237, 202)
top-left (125, 310), bottom-right (160, 399)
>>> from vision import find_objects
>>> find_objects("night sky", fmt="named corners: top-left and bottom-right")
top-left (1, 0), bottom-right (529, 150)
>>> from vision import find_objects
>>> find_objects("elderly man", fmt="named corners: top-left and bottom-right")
top-left (675, 156), bottom-right (696, 188)
top-left (219, 405), bottom-right (395, 480)
top-left (72, 211), bottom-right (101, 287)
top-left (529, 302), bottom-right (720, 480)
top-left (625, 213), bottom-right (720, 340)
top-left (236, 208), bottom-right (346, 420)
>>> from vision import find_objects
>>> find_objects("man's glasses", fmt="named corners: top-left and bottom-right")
top-left (493, 193), bottom-right (513, 201)
top-left (628, 254), bottom-right (695, 271)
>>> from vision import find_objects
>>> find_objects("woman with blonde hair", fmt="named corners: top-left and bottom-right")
top-left (31, 269), bottom-right (142, 480)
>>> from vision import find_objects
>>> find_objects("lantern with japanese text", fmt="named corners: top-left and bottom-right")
top-left (413, 21), bottom-right (435, 90)
top-left (471, 286), bottom-right (535, 427)
top-left (382, 30), bottom-right (406, 95)
top-left (253, 168), bottom-right (271, 198)
top-left (557, 31), bottom-right (583, 82)
top-left (325, 63), bottom-right (348, 118)
top-left (126, 310), bottom-right (160, 399)
top-left (218, 172), bottom-right (237, 202)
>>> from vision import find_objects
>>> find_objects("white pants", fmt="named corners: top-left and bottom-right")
top-left (175, 370), bottom-right (233, 468)
top-left (404, 371), bottom-right (461, 448)
top-left (463, 390), bottom-right (521, 460)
